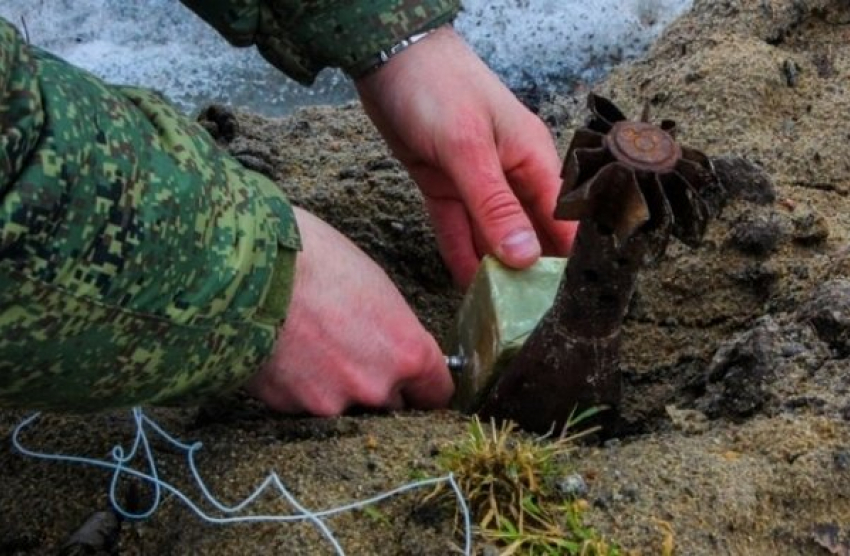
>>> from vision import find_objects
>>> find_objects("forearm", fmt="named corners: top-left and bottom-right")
top-left (178, 0), bottom-right (461, 84)
top-left (0, 18), bottom-right (299, 410)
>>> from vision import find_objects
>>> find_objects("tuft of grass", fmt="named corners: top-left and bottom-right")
top-left (426, 410), bottom-right (621, 555)
top-left (360, 505), bottom-right (391, 525)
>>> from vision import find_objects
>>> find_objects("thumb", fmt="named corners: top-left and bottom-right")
top-left (445, 140), bottom-right (541, 269)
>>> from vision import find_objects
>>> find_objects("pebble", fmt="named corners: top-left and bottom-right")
top-left (833, 450), bottom-right (850, 471)
top-left (780, 342), bottom-right (806, 357)
top-left (338, 166), bottom-right (367, 180)
top-left (482, 544), bottom-right (501, 556)
top-left (701, 317), bottom-right (780, 419)
top-left (556, 473), bottom-right (589, 498)
top-left (365, 157), bottom-right (399, 171)
top-left (711, 156), bottom-right (776, 205)
top-left (727, 210), bottom-right (784, 255)
top-left (790, 207), bottom-right (830, 245)
top-left (797, 279), bottom-right (850, 356)
top-left (729, 261), bottom-right (780, 294)
top-left (665, 405), bottom-right (710, 434)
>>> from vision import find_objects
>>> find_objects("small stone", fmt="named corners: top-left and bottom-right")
top-left (593, 494), bottom-right (611, 510)
top-left (781, 119), bottom-right (796, 135)
top-left (790, 207), bottom-right (830, 245)
top-left (797, 279), bottom-right (850, 356)
top-left (790, 264), bottom-right (810, 280)
top-left (729, 262), bottom-right (780, 295)
top-left (727, 210), bottom-right (784, 255)
top-left (621, 486), bottom-right (641, 502)
top-left (603, 438), bottom-right (622, 449)
top-left (712, 156), bottom-right (776, 205)
top-left (232, 152), bottom-right (274, 177)
top-left (834, 451), bottom-right (850, 471)
top-left (813, 523), bottom-right (849, 555)
top-left (556, 473), bottom-right (589, 498)
top-left (828, 247), bottom-right (850, 280)
top-left (783, 396), bottom-right (826, 412)
top-left (365, 157), bottom-right (399, 171)
top-left (290, 119), bottom-right (312, 136)
top-left (700, 317), bottom-right (781, 419)
top-left (782, 59), bottom-right (800, 87)
top-left (338, 167), bottom-right (366, 180)
top-left (665, 405), bottom-right (710, 433)
top-left (482, 544), bottom-right (501, 556)
top-left (60, 510), bottom-right (121, 555)
top-left (780, 342), bottom-right (806, 357)
top-left (813, 51), bottom-right (837, 78)
top-left (196, 104), bottom-right (238, 144)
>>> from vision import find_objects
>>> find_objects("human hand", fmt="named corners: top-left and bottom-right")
top-left (355, 25), bottom-right (577, 288)
top-left (247, 207), bottom-right (453, 416)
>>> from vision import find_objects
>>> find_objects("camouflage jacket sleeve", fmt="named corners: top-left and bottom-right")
top-left (0, 18), bottom-right (300, 411)
top-left (178, 0), bottom-right (461, 84)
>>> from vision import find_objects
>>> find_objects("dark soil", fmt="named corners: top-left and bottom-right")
top-left (2, 0), bottom-right (849, 554)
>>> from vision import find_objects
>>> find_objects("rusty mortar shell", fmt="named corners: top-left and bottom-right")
top-left (477, 93), bottom-right (724, 434)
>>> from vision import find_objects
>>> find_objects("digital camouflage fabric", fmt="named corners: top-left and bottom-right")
top-left (179, 0), bottom-right (461, 83)
top-left (0, 18), bottom-right (301, 410)
top-left (0, 0), bottom-right (460, 411)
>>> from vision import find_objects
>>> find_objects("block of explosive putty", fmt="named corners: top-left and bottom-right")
top-left (449, 255), bottom-right (567, 412)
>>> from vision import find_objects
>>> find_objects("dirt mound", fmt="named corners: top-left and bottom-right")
top-left (1, 0), bottom-right (849, 554)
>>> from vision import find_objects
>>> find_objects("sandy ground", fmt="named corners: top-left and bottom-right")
top-left (2, 0), bottom-right (849, 554)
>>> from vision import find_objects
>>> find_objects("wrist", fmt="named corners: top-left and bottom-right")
top-left (348, 23), bottom-right (453, 81)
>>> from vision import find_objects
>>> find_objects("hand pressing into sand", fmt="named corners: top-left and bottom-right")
top-left (247, 207), bottom-right (454, 415)
top-left (355, 25), bottom-right (577, 289)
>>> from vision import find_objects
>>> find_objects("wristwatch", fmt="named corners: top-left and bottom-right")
top-left (348, 26), bottom-right (442, 79)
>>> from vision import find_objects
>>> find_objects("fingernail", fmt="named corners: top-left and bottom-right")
top-left (499, 229), bottom-right (540, 262)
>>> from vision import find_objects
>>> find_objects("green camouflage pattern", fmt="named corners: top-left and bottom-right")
top-left (179, 0), bottom-right (461, 83)
top-left (0, 18), bottom-right (300, 410)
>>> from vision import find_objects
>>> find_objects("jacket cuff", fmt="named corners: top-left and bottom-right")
top-left (181, 0), bottom-right (461, 85)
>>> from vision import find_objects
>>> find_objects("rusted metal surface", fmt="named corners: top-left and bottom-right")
top-left (606, 121), bottom-right (680, 172)
top-left (478, 93), bottom-right (724, 433)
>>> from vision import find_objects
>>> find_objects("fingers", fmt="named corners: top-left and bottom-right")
top-left (414, 121), bottom-right (575, 288)
top-left (247, 207), bottom-right (455, 417)
top-left (501, 124), bottom-right (579, 256)
top-left (398, 335), bottom-right (455, 409)
top-left (401, 365), bottom-right (454, 409)
top-left (251, 320), bottom-right (453, 416)
top-left (252, 341), bottom-right (453, 416)
top-left (423, 195), bottom-right (479, 288)
top-left (439, 126), bottom-right (542, 271)
top-left (410, 164), bottom-right (483, 288)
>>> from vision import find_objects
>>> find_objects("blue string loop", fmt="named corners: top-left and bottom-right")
top-left (12, 408), bottom-right (472, 556)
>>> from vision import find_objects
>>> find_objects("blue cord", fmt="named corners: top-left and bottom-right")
top-left (12, 408), bottom-right (472, 556)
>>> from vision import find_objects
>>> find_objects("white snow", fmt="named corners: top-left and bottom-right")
top-left (0, 0), bottom-right (692, 115)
